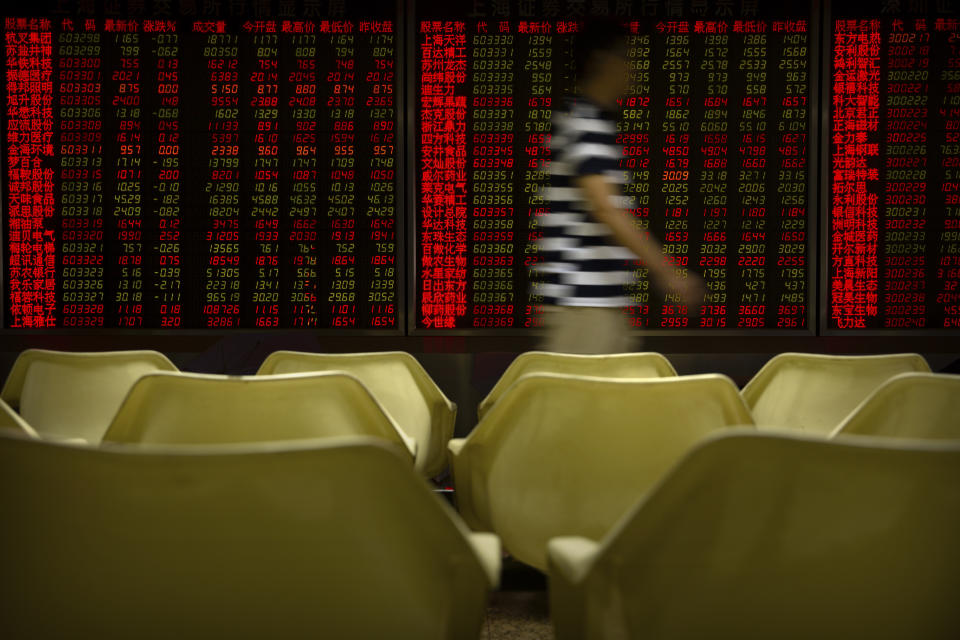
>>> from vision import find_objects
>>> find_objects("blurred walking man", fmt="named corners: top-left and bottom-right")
top-left (533, 20), bottom-right (704, 353)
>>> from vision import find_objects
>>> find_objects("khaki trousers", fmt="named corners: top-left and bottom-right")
top-left (541, 305), bottom-right (639, 354)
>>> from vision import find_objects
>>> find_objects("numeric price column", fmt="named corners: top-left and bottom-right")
top-left (775, 23), bottom-right (808, 329)
top-left (325, 26), bottom-right (358, 328)
top-left (623, 25), bottom-right (654, 329)
top-left (108, 25), bottom-right (145, 328)
top-left (362, 21), bottom-right (398, 329)
top-left (56, 21), bottom-right (104, 327)
top-left (659, 25), bottom-right (693, 329)
top-left (519, 24), bottom-right (555, 329)
top-left (471, 23), bottom-right (516, 328)
top-left (735, 26), bottom-right (771, 329)
top-left (937, 18), bottom-right (960, 328)
top-left (248, 25), bottom-right (282, 328)
top-left (200, 24), bottom-right (242, 328)
top-left (695, 24), bottom-right (731, 329)
top-left (883, 21), bottom-right (930, 328)
top-left (286, 25), bottom-right (319, 328)
top-left (149, 24), bottom-right (183, 328)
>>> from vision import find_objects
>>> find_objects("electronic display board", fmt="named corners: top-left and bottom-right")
top-left (828, 0), bottom-right (960, 331)
top-left (415, 0), bottom-right (814, 331)
top-left (2, 1), bottom-right (401, 329)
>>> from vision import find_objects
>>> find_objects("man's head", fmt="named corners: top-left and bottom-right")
top-left (574, 19), bottom-right (630, 106)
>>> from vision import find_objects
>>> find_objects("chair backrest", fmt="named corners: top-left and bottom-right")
top-left (741, 352), bottom-right (931, 434)
top-left (462, 373), bottom-right (753, 569)
top-left (0, 433), bottom-right (493, 639)
top-left (0, 349), bottom-right (178, 443)
top-left (256, 351), bottom-right (454, 476)
top-left (0, 399), bottom-right (38, 439)
top-left (578, 432), bottom-right (960, 638)
top-left (832, 372), bottom-right (960, 440)
top-left (478, 351), bottom-right (677, 420)
top-left (102, 371), bottom-right (416, 458)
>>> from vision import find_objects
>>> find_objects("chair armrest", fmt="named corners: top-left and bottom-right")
top-left (42, 435), bottom-right (92, 446)
top-left (547, 536), bottom-right (601, 585)
top-left (548, 536), bottom-right (600, 640)
top-left (467, 532), bottom-right (501, 589)
top-left (477, 397), bottom-right (492, 421)
top-left (398, 431), bottom-right (418, 459)
top-left (430, 402), bottom-right (457, 476)
top-left (448, 438), bottom-right (466, 457)
top-left (0, 415), bottom-right (39, 439)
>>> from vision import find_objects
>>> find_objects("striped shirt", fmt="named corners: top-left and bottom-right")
top-left (531, 97), bottom-right (636, 307)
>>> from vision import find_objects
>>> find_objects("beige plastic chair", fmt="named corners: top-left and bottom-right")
top-left (0, 399), bottom-right (38, 439)
top-left (256, 351), bottom-right (455, 477)
top-left (548, 431), bottom-right (960, 640)
top-left (103, 372), bottom-right (417, 460)
top-left (0, 349), bottom-right (178, 443)
top-left (741, 352), bottom-right (931, 435)
top-left (0, 432), bottom-right (500, 639)
top-left (478, 351), bottom-right (677, 420)
top-left (449, 373), bottom-right (754, 570)
top-left (831, 372), bottom-right (960, 441)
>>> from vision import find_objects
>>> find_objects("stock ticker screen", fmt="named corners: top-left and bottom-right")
top-left (829, 1), bottom-right (960, 331)
top-left (2, 1), bottom-right (400, 329)
top-left (21, 0), bottom-right (960, 336)
top-left (416, 0), bottom-right (813, 331)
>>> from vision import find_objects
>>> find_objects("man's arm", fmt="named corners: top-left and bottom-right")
top-left (575, 173), bottom-right (705, 311)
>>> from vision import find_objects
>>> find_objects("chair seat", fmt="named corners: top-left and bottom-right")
top-left (478, 351), bottom-right (677, 420)
top-left (257, 351), bottom-right (456, 477)
top-left (548, 432), bottom-right (960, 639)
top-left (0, 349), bottom-right (179, 443)
top-left (0, 433), bottom-right (499, 639)
top-left (832, 372), bottom-right (960, 440)
top-left (452, 373), bottom-right (754, 570)
top-left (741, 352), bottom-right (931, 434)
top-left (103, 371), bottom-right (417, 458)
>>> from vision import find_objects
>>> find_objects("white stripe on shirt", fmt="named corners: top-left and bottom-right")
top-left (566, 142), bottom-right (621, 164)
top-left (538, 282), bottom-right (576, 299)
top-left (560, 270), bottom-right (634, 286)
top-left (568, 221), bottom-right (613, 237)
top-left (558, 295), bottom-right (634, 307)
top-left (537, 236), bottom-right (580, 252)
top-left (540, 212), bottom-right (583, 227)
top-left (564, 245), bottom-right (638, 261)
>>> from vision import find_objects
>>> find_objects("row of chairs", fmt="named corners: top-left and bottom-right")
top-left (2, 349), bottom-right (954, 572)
top-left (1, 429), bottom-right (957, 637)
top-left (548, 431), bottom-right (960, 639)
top-left (2, 350), bottom-right (954, 572)
top-left (0, 432), bottom-right (498, 638)
top-left (451, 363), bottom-right (960, 571)
top-left (2, 349), bottom-right (949, 452)
top-left (480, 350), bottom-right (944, 436)
top-left (1, 350), bottom-right (955, 560)
top-left (0, 348), bottom-right (957, 636)
top-left (0, 349), bottom-right (456, 477)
